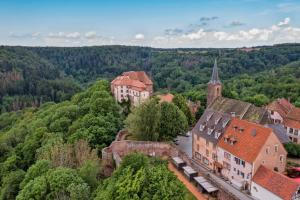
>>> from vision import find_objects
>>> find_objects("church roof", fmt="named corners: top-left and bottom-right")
top-left (208, 97), bottom-right (270, 124)
top-left (208, 59), bottom-right (221, 84)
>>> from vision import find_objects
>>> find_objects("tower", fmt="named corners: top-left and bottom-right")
top-left (207, 59), bottom-right (222, 106)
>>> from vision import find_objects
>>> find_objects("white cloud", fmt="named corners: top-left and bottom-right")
top-left (148, 17), bottom-right (300, 48)
top-left (48, 32), bottom-right (81, 39)
top-left (135, 33), bottom-right (145, 40)
top-left (85, 31), bottom-right (97, 39)
top-left (182, 29), bottom-right (206, 40)
top-left (278, 17), bottom-right (290, 27)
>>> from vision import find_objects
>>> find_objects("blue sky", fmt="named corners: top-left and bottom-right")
top-left (1, 0), bottom-right (300, 47)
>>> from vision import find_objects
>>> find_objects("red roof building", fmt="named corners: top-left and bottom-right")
top-left (217, 118), bottom-right (287, 190)
top-left (251, 165), bottom-right (300, 200)
top-left (111, 71), bottom-right (153, 106)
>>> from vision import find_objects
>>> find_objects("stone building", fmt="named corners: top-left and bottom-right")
top-left (111, 71), bottom-right (153, 106)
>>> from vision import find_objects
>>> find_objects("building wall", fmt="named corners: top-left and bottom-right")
top-left (253, 133), bottom-right (287, 174)
top-left (112, 84), bottom-right (150, 106)
top-left (269, 110), bottom-right (284, 124)
top-left (207, 83), bottom-right (222, 106)
top-left (217, 147), bottom-right (253, 189)
top-left (251, 182), bottom-right (282, 200)
top-left (193, 133), bottom-right (217, 170)
top-left (286, 126), bottom-right (300, 144)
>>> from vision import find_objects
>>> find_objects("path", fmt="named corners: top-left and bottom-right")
top-left (190, 160), bottom-right (254, 200)
top-left (168, 162), bottom-right (206, 200)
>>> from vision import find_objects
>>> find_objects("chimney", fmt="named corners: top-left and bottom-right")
top-left (251, 129), bottom-right (257, 137)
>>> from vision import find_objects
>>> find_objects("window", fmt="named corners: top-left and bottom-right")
top-left (295, 129), bottom-right (299, 136)
top-left (275, 145), bottom-right (278, 152)
top-left (224, 152), bottom-right (231, 160)
top-left (234, 157), bottom-right (241, 165)
top-left (206, 149), bottom-right (209, 157)
top-left (223, 162), bottom-right (231, 170)
top-left (197, 144), bottom-right (199, 151)
top-left (266, 147), bottom-right (270, 154)
top-left (271, 110), bottom-right (274, 115)
top-left (203, 157), bottom-right (209, 165)
top-left (241, 172), bottom-right (245, 178)
top-left (212, 153), bottom-right (217, 161)
top-left (280, 155), bottom-right (284, 163)
top-left (294, 138), bottom-right (298, 143)
top-left (241, 160), bottom-right (245, 168)
top-left (290, 128), bottom-right (294, 134)
top-left (121, 90), bottom-right (123, 93)
top-left (195, 152), bottom-right (201, 160)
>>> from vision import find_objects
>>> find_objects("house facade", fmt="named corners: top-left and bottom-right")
top-left (111, 71), bottom-right (153, 106)
top-left (284, 107), bottom-right (300, 144)
top-left (217, 118), bottom-right (287, 190)
top-left (192, 109), bottom-right (231, 170)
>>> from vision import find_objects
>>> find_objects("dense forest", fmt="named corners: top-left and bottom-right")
top-left (1, 44), bottom-right (300, 112)
top-left (0, 80), bottom-right (194, 199)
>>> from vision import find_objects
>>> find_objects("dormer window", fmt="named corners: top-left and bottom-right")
top-left (214, 131), bottom-right (221, 139)
top-left (215, 117), bottom-right (221, 125)
top-left (222, 119), bottom-right (229, 128)
top-left (231, 112), bottom-right (236, 117)
top-left (207, 128), bottom-right (213, 135)
top-left (206, 113), bottom-right (213, 121)
top-left (199, 124), bottom-right (205, 132)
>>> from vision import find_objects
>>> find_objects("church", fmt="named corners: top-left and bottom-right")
top-left (192, 60), bottom-right (270, 171)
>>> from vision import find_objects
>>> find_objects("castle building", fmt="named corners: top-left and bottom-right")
top-left (111, 71), bottom-right (153, 106)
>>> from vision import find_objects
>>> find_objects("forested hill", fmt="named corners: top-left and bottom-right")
top-left (1, 44), bottom-right (300, 112)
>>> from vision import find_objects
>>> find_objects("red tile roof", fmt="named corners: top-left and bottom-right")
top-left (111, 76), bottom-right (147, 89)
top-left (284, 106), bottom-right (300, 129)
top-left (122, 71), bottom-right (153, 85)
top-left (158, 93), bottom-right (174, 103)
top-left (218, 118), bottom-right (272, 163)
top-left (266, 98), bottom-right (294, 118)
top-left (253, 165), bottom-right (300, 200)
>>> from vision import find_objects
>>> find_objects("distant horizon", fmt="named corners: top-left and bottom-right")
top-left (1, 42), bottom-right (300, 49)
top-left (1, 0), bottom-right (300, 48)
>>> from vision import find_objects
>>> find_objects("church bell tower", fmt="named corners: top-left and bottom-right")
top-left (207, 59), bottom-right (222, 106)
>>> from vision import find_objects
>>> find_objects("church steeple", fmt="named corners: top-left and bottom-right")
top-left (207, 59), bottom-right (222, 106)
top-left (209, 59), bottom-right (221, 84)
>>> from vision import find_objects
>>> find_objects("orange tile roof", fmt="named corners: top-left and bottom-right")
top-left (266, 98), bottom-right (294, 117)
top-left (283, 106), bottom-right (300, 129)
top-left (158, 93), bottom-right (174, 103)
top-left (122, 71), bottom-right (153, 85)
top-left (287, 107), bottom-right (300, 121)
top-left (284, 118), bottom-right (300, 129)
top-left (218, 118), bottom-right (272, 163)
top-left (111, 75), bottom-right (147, 89)
top-left (253, 165), bottom-right (300, 200)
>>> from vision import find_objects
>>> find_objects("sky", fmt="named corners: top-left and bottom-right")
top-left (1, 0), bottom-right (300, 48)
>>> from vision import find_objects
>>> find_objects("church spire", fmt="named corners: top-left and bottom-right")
top-left (209, 59), bottom-right (221, 84)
